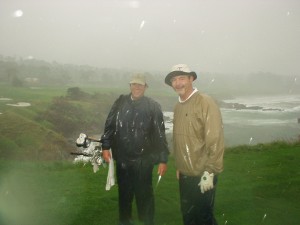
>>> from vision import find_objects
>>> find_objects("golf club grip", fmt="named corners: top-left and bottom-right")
top-left (86, 137), bottom-right (101, 142)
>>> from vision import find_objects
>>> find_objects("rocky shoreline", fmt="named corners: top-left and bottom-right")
top-left (218, 101), bottom-right (284, 111)
top-left (163, 100), bottom-right (285, 133)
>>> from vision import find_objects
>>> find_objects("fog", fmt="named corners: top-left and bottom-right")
top-left (0, 0), bottom-right (299, 75)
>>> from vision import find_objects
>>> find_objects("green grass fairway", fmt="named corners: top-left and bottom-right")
top-left (0, 141), bottom-right (299, 225)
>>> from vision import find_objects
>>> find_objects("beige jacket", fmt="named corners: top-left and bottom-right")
top-left (173, 91), bottom-right (224, 176)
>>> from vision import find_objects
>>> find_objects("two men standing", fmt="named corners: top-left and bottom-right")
top-left (101, 65), bottom-right (224, 225)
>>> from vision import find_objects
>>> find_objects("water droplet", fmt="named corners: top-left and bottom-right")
top-left (140, 20), bottom-right (145, 30)
top-left (13, 9), bottom-right (23, 18)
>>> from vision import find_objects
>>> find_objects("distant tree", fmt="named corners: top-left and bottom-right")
top-left (66, 87), bottom-right (88, 100)
top-left (11, 75), bottom-right (23, 87)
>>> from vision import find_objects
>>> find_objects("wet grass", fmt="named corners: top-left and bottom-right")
top-left (0, 141), bottom-right (299, 225)
top-left (216, 142), bottom-right (300, 225)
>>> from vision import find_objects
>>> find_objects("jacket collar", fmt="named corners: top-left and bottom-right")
top-left (179, 88), bottom-right (198, 103)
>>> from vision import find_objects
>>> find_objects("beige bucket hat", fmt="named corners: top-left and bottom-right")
top-left (165, 64), bottom-right (197, 86)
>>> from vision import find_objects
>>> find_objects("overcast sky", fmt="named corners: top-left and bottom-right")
top-left (0, 0), bottom-right (299, 75)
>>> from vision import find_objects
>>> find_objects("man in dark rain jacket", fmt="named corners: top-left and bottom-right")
top-left (101, 74), bottom-right (169, 225)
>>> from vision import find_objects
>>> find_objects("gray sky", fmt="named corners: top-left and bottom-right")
top-left (0, 0), bottom-right (299, 75)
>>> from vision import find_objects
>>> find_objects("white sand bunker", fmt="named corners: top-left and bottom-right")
top-left (7, 102), bottom-right (31, 107)
top-left (0, 98), bottom-right (12, 101)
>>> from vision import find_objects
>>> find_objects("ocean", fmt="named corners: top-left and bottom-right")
top-left (164, 95), bottom-right (300, 147)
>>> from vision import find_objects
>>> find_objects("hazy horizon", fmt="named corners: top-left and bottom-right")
top-left (1, 0), bottom-right (299, 76)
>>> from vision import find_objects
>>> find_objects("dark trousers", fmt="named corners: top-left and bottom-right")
top-left (179, 173), bottom-right (218, 225)
top-left (116, 159), bottom-right (154, 225)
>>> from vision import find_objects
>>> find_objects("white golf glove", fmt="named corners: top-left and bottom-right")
top-left (198, 171), bottom-right (214, 194)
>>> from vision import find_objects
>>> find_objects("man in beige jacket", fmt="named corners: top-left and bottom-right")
top-left (165, 64), bottom-right (224, 225)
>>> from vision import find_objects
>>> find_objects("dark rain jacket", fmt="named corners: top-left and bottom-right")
top-left (101, 94), bottom-right (169, 164)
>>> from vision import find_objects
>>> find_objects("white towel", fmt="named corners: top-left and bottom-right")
top-left (105, 150), bottom-right (115, 191)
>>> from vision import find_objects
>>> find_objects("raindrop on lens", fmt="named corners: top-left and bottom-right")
top-left (13, 9), bottom-right (23, 17)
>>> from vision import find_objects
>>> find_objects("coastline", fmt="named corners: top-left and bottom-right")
top-left (163, 94), bottom-right (300, 147)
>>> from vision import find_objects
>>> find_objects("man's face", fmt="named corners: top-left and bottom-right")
top-left (130, 83), bottom-right (147, 100)
top-left (170, 75), bottom-right (194, 98)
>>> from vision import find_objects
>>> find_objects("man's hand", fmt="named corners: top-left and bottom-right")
top-left (198, 171), bottom-right (214, 194)
top-left (157, 163), bottom-right (167, 176)
top-left (102, 150), bottom-right (111, 163)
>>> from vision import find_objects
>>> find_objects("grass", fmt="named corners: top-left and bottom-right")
top-left (1, 84), bottom-right (299, 224)
top-left (0, 110), bottom-right (72, 160)
top-left (0, 141), bottom-right (300, 225)
top-left (0, 160), bottom-right (179, 225)
top-left (0, 84), bottom-right (67, 101)
top-left (216, 143), bottom-right (300, 225)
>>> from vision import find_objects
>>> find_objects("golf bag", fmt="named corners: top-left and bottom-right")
top-left (71, 133), bottom-right (105, 173)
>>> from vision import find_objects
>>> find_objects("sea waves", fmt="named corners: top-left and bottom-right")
top-left (164, 94), bottom-right (300, 146)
